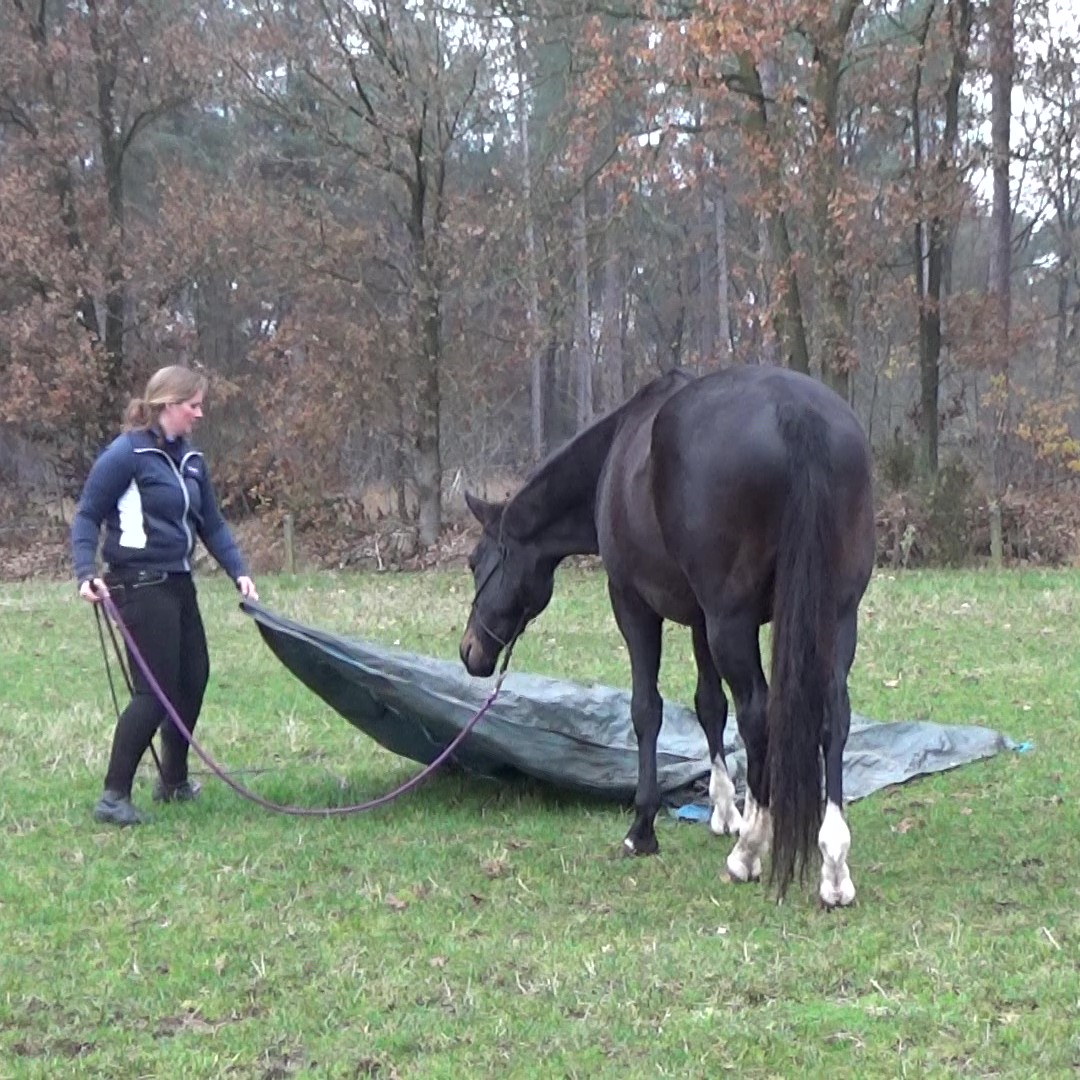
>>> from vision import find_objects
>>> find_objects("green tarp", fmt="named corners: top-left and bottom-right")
top-left (243, 600), bottom-right (1016, 804)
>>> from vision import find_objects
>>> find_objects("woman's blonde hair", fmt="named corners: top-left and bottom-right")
top-left (123, 366), bottom-right (208, 432)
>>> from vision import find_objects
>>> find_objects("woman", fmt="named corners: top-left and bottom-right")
top-left (71, 365), bottom-right (258, 826)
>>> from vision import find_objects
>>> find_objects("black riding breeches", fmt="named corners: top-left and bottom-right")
top-left (102, 572), bottom-right (209, 795)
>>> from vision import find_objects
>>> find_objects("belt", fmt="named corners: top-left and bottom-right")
top-left (102, 569), bottom-right (170, 590)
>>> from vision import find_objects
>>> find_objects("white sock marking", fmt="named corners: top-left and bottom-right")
top-left (818, 800), bottom-right (855, 907)
top-left (727, 792), bottom-right (771, 883)
top-left (709, 757), bottom-right (743, 836)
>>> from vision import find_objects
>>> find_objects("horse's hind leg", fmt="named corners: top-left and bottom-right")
top-left (819, 606), bottom-right (858, 907)
top-left (706, 614), bottom-right (771, 883)
top-left (609, 583), bottom-right (664, 857)
top-left (691, 622), bottom-right (742, 836)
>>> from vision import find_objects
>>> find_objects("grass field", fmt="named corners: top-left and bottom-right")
top-left (1, 568), bottom-right (1078, 1078)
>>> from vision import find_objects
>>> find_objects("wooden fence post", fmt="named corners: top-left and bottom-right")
top-left (989, 501), bottom-right (1003, 568)
top-left (283, 513), bottom-right (295, 574)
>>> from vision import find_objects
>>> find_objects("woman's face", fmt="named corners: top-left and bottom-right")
top-left (159, 392), bottom-right (204, 439)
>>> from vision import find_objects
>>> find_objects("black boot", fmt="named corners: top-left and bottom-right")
top-left (152, 778), bottom-right (202, 804)
top-left (94, 789), bottom-right (150, 826)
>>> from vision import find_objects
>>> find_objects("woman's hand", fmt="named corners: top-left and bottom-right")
top-left (79, 578), bottom-right (109, 604)
top-left (236, 575), bottom-right (259, 601)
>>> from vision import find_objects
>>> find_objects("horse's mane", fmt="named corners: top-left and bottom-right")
top-left (503, 369), bottom-right (694, 545)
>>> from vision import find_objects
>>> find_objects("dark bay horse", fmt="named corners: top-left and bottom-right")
top-left (459, 366), bottom-right (876, 905)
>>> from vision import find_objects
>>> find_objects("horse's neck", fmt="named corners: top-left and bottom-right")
top-left (503, 411), bottom-right (622, 557)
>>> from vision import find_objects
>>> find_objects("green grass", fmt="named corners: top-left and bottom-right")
top-left (1, 568), bottom-right (1079, 1078)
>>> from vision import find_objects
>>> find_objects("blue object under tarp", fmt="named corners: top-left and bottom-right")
top-left (242, 600), bottom-right (1016, 804)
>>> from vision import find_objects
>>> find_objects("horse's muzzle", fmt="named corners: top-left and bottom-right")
top-left (459, 628), bottom-right (498, 678)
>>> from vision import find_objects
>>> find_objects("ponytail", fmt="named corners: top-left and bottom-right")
top-left (123, 397), bottom-right (155, 432)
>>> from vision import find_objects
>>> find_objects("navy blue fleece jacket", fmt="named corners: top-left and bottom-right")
top-left (71, 428), bottom-right (247, 585)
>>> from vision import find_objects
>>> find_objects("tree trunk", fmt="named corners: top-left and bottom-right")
top-left (913, 0), bottom-right (971, 476)
top-left (88, 0), bottom-right (128, 418)
top-left (1052, 202), bottom-right (1072, 394)
top-left (755, 216), bottom-right (779, 366)
top-left (911, 0), bottom-right (936, 475)
top-left (810, 0), bottom-right (860, 400)
top-left (988, 0), bottom-right (1014, 336)
top-left (195, 274), bottom-right (236, 371)
top-left (414, 269), bottom-right (443, 546)
top-left (715, 185), bottom-right (733, 365)
top-left (987, 0), bottom-right (1014, 494)
top-left (573, 178), bottom-right (593, 428)
top-left (698, 180), bottom-right (716, 367)
top-left (52, 161), bottom-right (104, 358)
top-left (741, 56), bottom-right (811, 374)
top-left (514, 20), bottom-right (545, 462)
top-left (601, 183), bottom-right (625, 410)
top-left (407, 139), bottom-right (443, 547)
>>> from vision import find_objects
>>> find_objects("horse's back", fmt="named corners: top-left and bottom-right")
top-left (659, 366), bottom-right (866, 459)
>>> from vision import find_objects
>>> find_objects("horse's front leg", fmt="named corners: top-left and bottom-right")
top-left (610, 584), bottom-right (664, 856)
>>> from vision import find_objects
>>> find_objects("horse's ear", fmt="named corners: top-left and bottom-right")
top-left (465, 491), bottom-right (504, 531)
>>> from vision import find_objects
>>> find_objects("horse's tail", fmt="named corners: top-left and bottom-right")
top-left (767, 404), bottom-right (838, 899)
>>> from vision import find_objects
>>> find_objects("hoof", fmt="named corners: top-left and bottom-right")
top-left (709, 803), bottom-right (744, 837)
top-left (819, 878), bottom-right (856, 908)
top-left (725, 849), bottom-right (761, 883)
top-left (622, 835), bottom-right (659, 857)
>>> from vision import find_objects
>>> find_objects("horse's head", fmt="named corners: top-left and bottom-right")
top-left (459, 491), bottom-right (556, 677)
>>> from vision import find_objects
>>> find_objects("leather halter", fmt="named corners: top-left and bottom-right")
top-left (468, 542), bottom-right (528, 656)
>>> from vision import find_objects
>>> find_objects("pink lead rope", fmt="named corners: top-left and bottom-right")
top-left (100, 594), bottom-right (508, 817)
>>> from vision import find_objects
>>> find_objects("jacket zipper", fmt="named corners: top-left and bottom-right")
top-left (146, 448), bottom-right (197, 570)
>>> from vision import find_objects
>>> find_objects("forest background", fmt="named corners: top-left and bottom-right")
top-left (2, 0), bottom-right (1079, 579)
